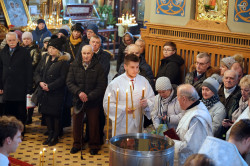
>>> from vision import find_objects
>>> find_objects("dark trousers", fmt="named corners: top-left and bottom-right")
top-left (73, 106), bottom-right (100, 150)
top-left (4, 101), bottom-right (26, 125)
top-left (4, 101), bottom-right (26, 135)
top-left (45, 115), bottom-right (60, 139)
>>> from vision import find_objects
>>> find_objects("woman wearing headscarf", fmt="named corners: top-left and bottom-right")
top-left (34, 37), bottom-right (70, 146)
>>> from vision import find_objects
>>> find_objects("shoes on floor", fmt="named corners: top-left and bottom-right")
top-left (43, 138), bottom-right (51, 145)
top-left (43, 130), bottom-right (49, 136)
top-left (70, 147), bottom-right (81, 154)
top-left (48, 138), bottom-right (58, 146)
top-left (90, 149), bottom-right (99, 155)
top-left (26, 119), bottom-right (32, 125)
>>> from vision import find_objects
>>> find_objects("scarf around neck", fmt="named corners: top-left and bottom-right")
top-left (202, 95), bottom-right (220, 110)
top-left (70, 35), bottom-right (82, 46)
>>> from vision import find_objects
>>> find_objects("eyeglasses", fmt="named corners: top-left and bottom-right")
top-left (87, 30), bottom-right (94, 34)
top-left (163, 49), bottom-right (174, 52)
top-left (195, 62), bottom-right (209, 66)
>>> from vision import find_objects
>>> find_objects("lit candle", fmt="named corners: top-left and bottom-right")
top-left (114, 88), bottom-right (119, 136)
top-left (106, 93), bottom-right (111, 142)
top-left (39, 151), bottom-right (42, 166)
top-left (126, 89), bottom-right (128, 134)
top-left (142, 87), bottom-right (145, 99)
top-left (42, 148), bottom-right (46, 166)
top-left (129, 82), bottom-right (135, 119)
top-left (53, 148), bottom-right (56, 166)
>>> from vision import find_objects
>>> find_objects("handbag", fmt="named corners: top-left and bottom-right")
top-left (31, 87), bottom-right (39, 106)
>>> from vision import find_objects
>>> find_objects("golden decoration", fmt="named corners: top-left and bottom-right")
top-left (156, 0), bottom-right (186, 16)
top-left (234, 0), bottom-right (250, 22)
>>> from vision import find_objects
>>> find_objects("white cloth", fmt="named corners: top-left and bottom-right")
top-left (174, 102), bottom-right (213, 166)
top-left (0, 153), bottom-right (9, 166)
top-left (199, 136), bottom-right (248, 166)
top-left (224, 86), bottom-right (236, 99)
top-left (226, 106), bottom-right (250, 165)
top-left (103, 73), bottom-right (155, 136)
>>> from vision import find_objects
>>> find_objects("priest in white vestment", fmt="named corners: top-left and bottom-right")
top-left (171, 84), bottom-right (213, 166)
top-left (103, 54), bottom-right (155, 136)
top-left (199, 119), bottom-right (250, 166)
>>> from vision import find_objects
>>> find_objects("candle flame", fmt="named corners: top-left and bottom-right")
top-left (40, 151), bottom-right (42, 155)
top-left (53, 148), bottom-right (56, 152)
top-left (129, 82), bottom-right (132, 86)
top-left (108, 93), bottom-right (111, 97)
top-left (126, 89), bottom-right (128, 92)
top-left (43, 148), bottom-right (46, 151)
top-left (117, 88), bottom-right (119, 92)
top-left (143, 87), bottom-right (145, 90)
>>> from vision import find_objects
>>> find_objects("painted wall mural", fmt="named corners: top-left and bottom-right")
top-left (234, 0), bottom-right (250, 23)
top-left (156, 0), bottom-right (186, 17)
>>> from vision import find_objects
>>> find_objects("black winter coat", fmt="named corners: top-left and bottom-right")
top-left (66, 55), bottom-right (107, 109)
top-left (64, 38), bottom-right (81, 62)
top-left (116, 42), bottom-right (126, 72)
top-left (93, 48), bottom-right (111, 78)
top-left (156, 53), bottom-right (184, 85)
top-left (34, 53), bottom-right (70, 116)
top-left (0, 44), bottom-right (33, 101)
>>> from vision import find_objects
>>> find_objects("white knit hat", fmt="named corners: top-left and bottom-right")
top-left (22, 32), bottom-right (33, 41)
top-left (221, 56), bottom-right (236, 69)
top-left (155, 77), bottom-right (172, 91)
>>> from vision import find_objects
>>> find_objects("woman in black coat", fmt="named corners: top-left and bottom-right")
top-left (34, 37), bottom-right (70, 146)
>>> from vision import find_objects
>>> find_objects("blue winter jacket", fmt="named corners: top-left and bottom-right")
top-left (32, 25), bottom-right (52, 48)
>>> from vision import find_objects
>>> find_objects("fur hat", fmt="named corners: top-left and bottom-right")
top-left (22, 32), bottom-right (33, 41)
top-left (47, 36), bottom-right (66, 52)
top-left (202, 75), bottom-right (220, 95)
top-left (221, 56), bottom-right (236, 69)
top-left (87, 24), bottom-right (98, 35)
top-left (37, 19), bottom-right (45, 24)
top-left (43, 37), bottom-right (51, 43)
top-left (59, 29), bottom-right (69, 37)
top-left (155, 77), bottom-right (172, 91)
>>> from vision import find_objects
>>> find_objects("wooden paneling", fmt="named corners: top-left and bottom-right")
top-left (141, 23), bottom-right (250, 79)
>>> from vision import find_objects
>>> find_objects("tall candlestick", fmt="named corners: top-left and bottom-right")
top-left (126, 89), bottom-right (128, 134)
top-left (129, 82), bottom-right (135, 119)
top-left (53, 148), bottom-right (56, 166)
top-left (114, 88), bottom-right (119, 136)
top-left (42, 148), bottom-right (46, 166)
top-left (39, 151), bottom-right (42, 166)
top-left (106, 93), bottom-right (111, 142)
top-left (142, 87), bottom-right (145, 99)
top-left (56, 2), bottom-right (61, 25)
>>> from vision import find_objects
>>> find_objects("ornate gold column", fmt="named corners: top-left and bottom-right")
top-left (48, 0), bottom-right (53, 19)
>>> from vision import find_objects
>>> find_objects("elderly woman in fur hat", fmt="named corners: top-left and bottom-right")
top-left (34, 37), bottom-right (70, 146)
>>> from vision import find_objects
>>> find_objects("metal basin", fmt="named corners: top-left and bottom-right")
top-left (109, 133), bottom-right (174, 166)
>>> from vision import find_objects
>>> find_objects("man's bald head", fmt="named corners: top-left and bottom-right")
top-left (126, 44), bottom-right (140, 57)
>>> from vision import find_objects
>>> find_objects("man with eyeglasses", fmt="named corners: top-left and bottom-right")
top-left (185, 52), bottom-right (214, 97)
top-left (156, 41), bottom-right (184, 85)
top-left (76, 24), bottom-right (106, 58)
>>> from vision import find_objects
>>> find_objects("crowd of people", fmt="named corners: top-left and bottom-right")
top-left (0, 18), bottom-right (249, 165)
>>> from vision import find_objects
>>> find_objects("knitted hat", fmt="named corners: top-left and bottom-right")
top-left (47, 36), bottom-right (66, 52)
top-left (155, 77), bottom-right (172, 91)
top-left (37, 19), bottom-right (45, 24)
top-left (22, 32), bottom-right (33, 41)
top-left (202, 76), bottom-right (220, 95)
top-left (43, 37), bottom-right (51, 43)
top-left (14, 30), bottom-right (22, 41)
top-left (59, 29), bottom-right (69, 37)
top-left (71, 23), bottom-right (84, 34)
top-left (221, 57), bottom-right (236, 69)
top-left (87, 24), bottom-right (98, 35)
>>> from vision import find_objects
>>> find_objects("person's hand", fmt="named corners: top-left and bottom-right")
top-left (79, 92), bottom-right (88, 102)
top-left (222, 119), bottom-right (233, 128)
top-left (140, 99), bottom-right (148, 108)
top-left (0, 90), bottom-right (3, 94)
top-left (40, 82), bottom-right (49, 91)
top-left (127, 107), bottom-right (135, 114)
top-left (162, 115), bottom-right (167, 121)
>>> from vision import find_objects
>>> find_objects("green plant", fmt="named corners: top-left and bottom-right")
top-left (98, 5), bottom-right (116, 25)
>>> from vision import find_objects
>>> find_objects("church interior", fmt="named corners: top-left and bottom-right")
top-left (0, 0), bottom-right (249, 165)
